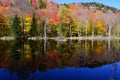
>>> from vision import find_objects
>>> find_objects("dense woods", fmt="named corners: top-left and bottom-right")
top-left (0, 0), bottom-right (120, 38)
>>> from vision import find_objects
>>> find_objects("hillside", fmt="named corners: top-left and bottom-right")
top-left (0, 0), bottom-right (120, 38)
top-left (0, 0), bottom-right (119, 16)
top-left (81, 2), bottom-right (120, 12)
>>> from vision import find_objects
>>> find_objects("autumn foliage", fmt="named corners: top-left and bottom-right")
top-left (32, 0), bottom-right (37, 6)
top-left (50, 10), bottom-right (61, 26)
top-left (0, 0), bottom-right (120, 37)
top-left (3, 0), bottom-right (9, 7)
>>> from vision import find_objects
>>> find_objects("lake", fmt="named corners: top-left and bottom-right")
top-left (0, 39), bottom-right (120, 80)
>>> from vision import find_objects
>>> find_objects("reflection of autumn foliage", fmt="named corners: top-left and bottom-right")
top-left (84, 41), bottom-right (106, 55)
top-left (94, 43), bottom-right (106, 55)
top-left (24, 44), bottom-right (31, 54)
top-left (49, 50), bottom-right (60, 65)
top-left (1, 40), bottom-right (120, 73)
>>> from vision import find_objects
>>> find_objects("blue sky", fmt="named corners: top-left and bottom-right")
top-left (51, 0), bottom-right (120, 9)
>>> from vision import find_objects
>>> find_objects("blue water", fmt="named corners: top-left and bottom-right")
top-left (0, 62), bottom-right (120, 80)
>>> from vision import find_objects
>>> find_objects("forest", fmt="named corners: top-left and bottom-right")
top-left (0, 0), bottom-right (120, 39)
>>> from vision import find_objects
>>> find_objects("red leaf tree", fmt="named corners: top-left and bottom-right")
top-left (32, 0), bottom-right (37, 7)
top-left (3, 0), bottom-right (9, 7)
top-left (50, 10), bottom-right (61, 26)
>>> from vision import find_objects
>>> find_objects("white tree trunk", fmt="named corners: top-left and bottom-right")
top-left (44, 39), bottom-right (46, 54)
top-left (92, 39), bottom-right (94, 49)
top-left (44, 22), bottom-right (46, 39)
top-left (108, 26), bottom-right (111, 38)
top-left (108, 39), bottom-right (111, 50)
top-left (92, 25), bottom-right (94, 37)
top-left (78, 25), bottom-right (80, 38)
top-left (85, 28), bottom-right (87, 37)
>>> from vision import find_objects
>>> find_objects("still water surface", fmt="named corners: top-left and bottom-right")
top-left (0, 39), bottom-right (120, 80)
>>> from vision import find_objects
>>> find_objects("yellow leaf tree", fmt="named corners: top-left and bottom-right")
top-left (58, 5), bottom-right (72, 37)
top-left (94, 18), bottom-right (106, 35)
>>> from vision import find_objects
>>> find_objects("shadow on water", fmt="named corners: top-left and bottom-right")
top-left (0, 39), bottom-right (120, 80)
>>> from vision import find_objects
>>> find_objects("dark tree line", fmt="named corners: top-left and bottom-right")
top-left (10, 14), bottom-right (38, 39)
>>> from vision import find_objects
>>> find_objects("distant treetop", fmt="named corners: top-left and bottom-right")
top-left (81, 2), bottom-right (120, 12)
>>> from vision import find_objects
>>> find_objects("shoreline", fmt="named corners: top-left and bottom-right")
top-left (1, 36), bottom-right (120, 41)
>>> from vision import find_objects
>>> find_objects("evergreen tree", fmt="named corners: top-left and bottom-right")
top-left (30, 14), bottom-right (37, 36)
top-left (10, 15), bottom-right (22, 38)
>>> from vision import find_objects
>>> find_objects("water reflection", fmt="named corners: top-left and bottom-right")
top-left (0, 39), bottom-right (120, 80)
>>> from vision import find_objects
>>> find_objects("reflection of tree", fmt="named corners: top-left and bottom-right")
top-left (58, 42), bottom-right (66, 53)
top-left (93, 41), bottom-right (106, 55)
top-left (48, 40), bottom-right (57, 50)
top-left (0, 40), bottom-right (10, 54)
top-left (10, 39), bottom-right (23, 60)
top-left (112, 40), bottom-right (119, 50)
top-left (37, 40), bottom-right (47, 54)
top-left (9, 39), bottom-right (31, 80)
top-left (57, 40), bottom-right (77, 68)
top-left (108, 39), bottom-right (111, 50)
top-left (110, 63), bottom-right (119, 80)
top-left (29, 40), bottom-right (37, 61)
top-left (49, 50), bottom-right (60, 66)
top-left (2, 39), bottom-right (120, 76)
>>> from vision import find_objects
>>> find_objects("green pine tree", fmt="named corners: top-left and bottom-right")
top-left (30, 14), bottom-right (37, 37)
top-left (10, 15), bottom-right (22, 38)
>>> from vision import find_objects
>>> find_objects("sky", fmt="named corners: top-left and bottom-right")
top-left (51, 0), bottom-right (120, 9)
